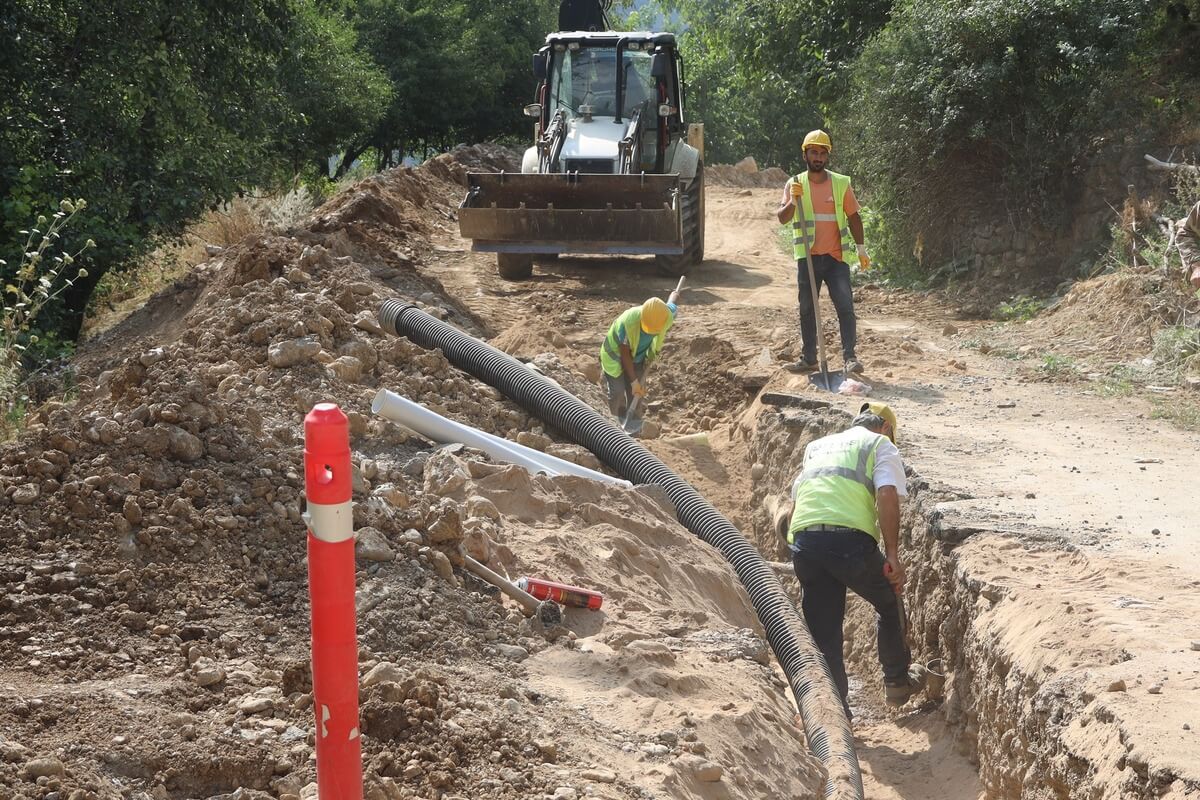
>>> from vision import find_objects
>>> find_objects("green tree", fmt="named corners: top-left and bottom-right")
top-left (346, 0), bottom-right (554, 173)
top-left (836, 0), bottom-right (1162, 278)
top-left (0, 0), bottom-right (389, 339)
top-left (281, 4), bottom-right (394, 178)
top-left (720, 0), bottom-right (894, 114)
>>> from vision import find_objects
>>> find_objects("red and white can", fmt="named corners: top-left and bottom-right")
top-left (517, 577), bottom-right (604, 610)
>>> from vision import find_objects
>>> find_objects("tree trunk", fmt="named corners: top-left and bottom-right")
top-left (59, 262), bottom-right (108, 342)
top-left (335, 144), bottom-right (368, 179)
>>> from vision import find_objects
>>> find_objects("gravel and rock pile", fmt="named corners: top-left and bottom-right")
top-left (0, 153), bottom-right (605, 800)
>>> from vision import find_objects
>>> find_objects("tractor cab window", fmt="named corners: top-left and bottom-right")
top-left (549, 45), bottom-right (657, 120)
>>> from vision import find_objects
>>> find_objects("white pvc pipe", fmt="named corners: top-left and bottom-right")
top-left (371, 389), bottom-right (629, 487)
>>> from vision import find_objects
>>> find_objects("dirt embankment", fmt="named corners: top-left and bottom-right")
top-left (0, 148), bottom-right (829, 800)
top-left (746, 403), bottom-right (1200, 800)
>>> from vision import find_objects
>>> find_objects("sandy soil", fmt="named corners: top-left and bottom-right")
top-left (4, 150), bottom-right (1198, 800)
top-left (425, 181), bottom-right (1200, 799)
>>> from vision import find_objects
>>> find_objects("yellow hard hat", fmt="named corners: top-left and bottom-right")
top-left (860, 401), bottom-right (898, 442)
top-left (803, 129), bottom-right (832, 153)
top-left (640, 297), bottom-right (670, 334)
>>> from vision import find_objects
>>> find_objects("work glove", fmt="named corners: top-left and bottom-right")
top-left (789, 181), bottom-right (803, 200)
top-left (630, 380), bottom-right (647, 399)
top-left (856, 243), bottom-right (871, 271)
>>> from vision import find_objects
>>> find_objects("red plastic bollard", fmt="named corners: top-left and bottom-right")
top-left (304, 403), bottom-right (362, 800)
top-left (516, 576), bottom-right (604, 610)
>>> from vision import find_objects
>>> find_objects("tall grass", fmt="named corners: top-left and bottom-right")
top-left (84, 186), bottom-right (320, 337)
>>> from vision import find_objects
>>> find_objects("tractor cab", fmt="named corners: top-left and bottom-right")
top-left (529, 32), bottom-right (685, 175)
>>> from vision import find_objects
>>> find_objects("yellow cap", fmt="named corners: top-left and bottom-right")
top-left (860, 401), bottom-right (898, 442)
top-left (640, 297), bottom-right (671, 334)
top-left (803, 129), bottom-right (832, 153)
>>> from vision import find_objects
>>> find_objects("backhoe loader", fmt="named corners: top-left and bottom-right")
top-left (457, 1), bottom-right (704, 279)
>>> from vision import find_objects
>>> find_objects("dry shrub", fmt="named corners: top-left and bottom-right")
top-left (83, 188), bottom-right (317, 337)
top-left (1026, 268), bottom-right (1191, 362)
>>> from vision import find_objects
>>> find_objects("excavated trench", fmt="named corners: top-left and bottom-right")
top-left (735, 400), bottom-right (1193, 800)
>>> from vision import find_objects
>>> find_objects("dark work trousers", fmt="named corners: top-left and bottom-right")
top-left (603, 362), bottom-right (646, 420)
top-left (791, 529), bottom-right (910, 709)
top-left (796, 254), bottom-right (857, 362)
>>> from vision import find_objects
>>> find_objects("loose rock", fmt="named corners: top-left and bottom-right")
top-left (580, 768), bottom-right (616, 784)
top-left (355, 527), bottom-right (396, 562)
top-left (24, 757), bottom-right (65, 779)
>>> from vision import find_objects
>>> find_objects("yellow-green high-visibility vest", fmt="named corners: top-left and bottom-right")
top-left (788, 426), bottom-right (886, 543)
top-left (599, 305), bottom-right (673, 378)
top-left (790, 170), bottom-right (857, 261)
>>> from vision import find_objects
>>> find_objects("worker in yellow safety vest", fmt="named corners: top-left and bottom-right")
top-left (599, 289), bottom-right (680, 426)
top-left (775, 129), bottom-right (870, 375)
top-left (780, 402), bottom-right (926, 717)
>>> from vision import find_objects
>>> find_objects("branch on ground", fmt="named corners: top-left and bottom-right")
top-left (1143, 154), bottom-right (1200, 175)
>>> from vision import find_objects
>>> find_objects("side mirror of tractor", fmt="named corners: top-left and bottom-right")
top-left (650, 52), bottom-right (670, 78)
top-left (532, 52), bottom-right (548, 80)
top-left (523, 103), bottom-right (543, 118)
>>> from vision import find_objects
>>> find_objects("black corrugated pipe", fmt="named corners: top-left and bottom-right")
top-left (378, 300), bottom-right (863, 800)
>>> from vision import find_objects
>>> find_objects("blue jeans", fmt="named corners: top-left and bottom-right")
top-left (796, 254), bottom-right (857, 362)
top-left (791, 530), bottom-right (910, 706)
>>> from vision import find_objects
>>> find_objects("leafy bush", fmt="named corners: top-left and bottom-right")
top-left (837, 0), bottom-right (1163, 279)
top-left (993, 294), bottom-right (1045, 321)
top-left (1037, 352), bottom-right (1078, 378)
top-left (1151, 324), bottom-right (1200, 382)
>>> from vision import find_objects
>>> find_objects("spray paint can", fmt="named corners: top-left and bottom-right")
top-left (516, 577), bottom-right (604, 610)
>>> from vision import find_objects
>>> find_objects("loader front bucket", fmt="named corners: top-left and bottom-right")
top-left (458, 172), bottom-right (683, 255)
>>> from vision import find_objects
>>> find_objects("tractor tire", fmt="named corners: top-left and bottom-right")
top-left (496, 253), bottom-right (533, 280)
top-left (655, 162), bottom-right (705, 276)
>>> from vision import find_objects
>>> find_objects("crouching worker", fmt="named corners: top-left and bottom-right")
top-left (781, 402), bottom-right (926, 717)
top-left (598, 289), bottom-right (679, 431)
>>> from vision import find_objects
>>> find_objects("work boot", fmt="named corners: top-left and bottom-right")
top-left (784, 357), bottom-right (818, 374)
top-left (884, 665), bottom-right (928, 707)
top-left (844, 358), bottom-right (865, 375)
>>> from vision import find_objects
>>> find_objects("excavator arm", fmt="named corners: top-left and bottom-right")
top-left (558, 0), bottom-right (611, 32)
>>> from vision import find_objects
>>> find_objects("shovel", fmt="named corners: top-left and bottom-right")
top-left (884, 562), bottom-right (911, 646)
top-left (621, 396), bottom-right (643, 436)
top-left (800, 225), bottom-right (845, 392)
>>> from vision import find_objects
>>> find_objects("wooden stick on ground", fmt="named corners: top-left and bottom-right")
top-left (463, 555), bottom-right (540, 617)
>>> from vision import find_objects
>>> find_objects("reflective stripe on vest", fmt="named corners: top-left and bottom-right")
top-left (787, 427), bottom-right (886, 543)
top-left (797, 438), bottom-right (877, 497)
top-left (791, 170), bottom-right (856, 260)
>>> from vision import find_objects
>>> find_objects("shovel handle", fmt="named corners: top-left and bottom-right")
top-left (673, 276), bottom-right (686, 293)
top-left (884, 562), bottom-right (910, 643)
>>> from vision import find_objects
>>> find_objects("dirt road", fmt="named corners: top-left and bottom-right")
top-left (428, 184), bottom-right (1200, 798)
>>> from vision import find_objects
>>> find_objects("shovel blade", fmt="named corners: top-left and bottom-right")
top-left (808, 369), bottom-right (845, 392)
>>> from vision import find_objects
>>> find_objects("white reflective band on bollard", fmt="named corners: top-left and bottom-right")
top-left (304, 500), bottom-right (354, 543)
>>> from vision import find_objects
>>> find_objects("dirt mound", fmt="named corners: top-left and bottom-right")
top-left (647, 335), bottom-right (755, 436)
top-left (707, 162), bottom-right (789, 189)
top-left (0, 154), bottom-right (828, 799)
top-left (992, 268), bottom-right (1197, 364)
